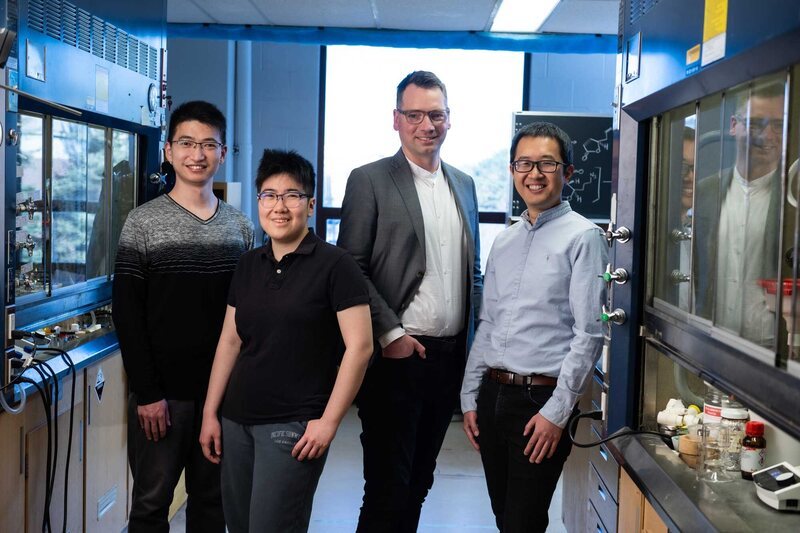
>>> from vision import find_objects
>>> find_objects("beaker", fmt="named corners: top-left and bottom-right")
top-left (698, 423), bottom-right (732, 482)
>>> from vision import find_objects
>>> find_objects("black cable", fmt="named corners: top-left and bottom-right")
top-left (17, 371), bottom-right (53, 533)
top-left (567, 411), bottom-right (674, 448)
top-left (28, 362), bottom-right (56, 533)
top-left (33, 359), bottom-right (60, 523)
top-left (38, 347), bottom-right (76, 533)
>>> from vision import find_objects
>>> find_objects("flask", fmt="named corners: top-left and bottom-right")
top-left (740, 421), bottom-right (767, 480)
top-left (720, 407), bottom-right (749, 471)
top-left (703, 382), bottom-right (725, 424)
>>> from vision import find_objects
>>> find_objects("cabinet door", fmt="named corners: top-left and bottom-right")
top-left (617, 469), bottom-right (643, 532)
top-left (25, 370), bottom-right (85, 533)
top-left (0, 409), bottom-right (25, 533)
top-left (85, 353), bottom-right (128, 533)
top-left (642, 498), bottom-right (668, 533)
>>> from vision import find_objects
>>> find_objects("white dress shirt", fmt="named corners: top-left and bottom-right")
top-left (378, 157), bottom-right (466, 346)
top-left (715, 168), bottom-right (774, 344)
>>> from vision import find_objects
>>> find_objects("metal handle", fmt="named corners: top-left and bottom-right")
top-left (604, 225), bottom-right (631, 244)
top-left (601, 305), bottom-right (627, 325)
top-left (670, 227), bottom-right (692, 242)
top-left (601, 263), bottom-right (629, 284)
top-left (670, 270), bottom-right (690, 284)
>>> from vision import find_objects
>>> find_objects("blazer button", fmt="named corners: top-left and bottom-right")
top-left (417, 271), bottom-right (424, 279)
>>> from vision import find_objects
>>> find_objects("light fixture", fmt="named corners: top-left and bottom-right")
top-left (490, 0), bottom-right (561, 33)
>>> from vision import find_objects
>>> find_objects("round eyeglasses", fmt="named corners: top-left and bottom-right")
top-left (171, 139), bottom-right (224, 151)
top-left (510, 160), bottom-right (564, 174)
top-left (256, 191), bottom-right (310, 208)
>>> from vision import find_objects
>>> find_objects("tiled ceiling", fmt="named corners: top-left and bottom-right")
top-left (167, 0), bottom-right (619, 35)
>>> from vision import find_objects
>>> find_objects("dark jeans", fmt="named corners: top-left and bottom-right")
top-left (127, 394), bottom-right (224, 533)
top-left (220, 418), bottom-right (327, 533)
top-left (476, 378), bottom-right (574, 533)
top-left (356, 335), bottom-right (464, 533)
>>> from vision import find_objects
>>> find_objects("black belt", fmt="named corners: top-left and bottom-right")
top-left (486, 368), bottom-right (557, 387)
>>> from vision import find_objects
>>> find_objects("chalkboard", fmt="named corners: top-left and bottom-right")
top-left (511, 112), bottom-right (613, 222)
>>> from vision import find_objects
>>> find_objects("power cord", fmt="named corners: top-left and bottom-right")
top-left (567, 410), bottom-right (674, 448)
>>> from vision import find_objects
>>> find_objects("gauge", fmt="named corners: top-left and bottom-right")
top-left (147, 83), bottom-right (158, 112)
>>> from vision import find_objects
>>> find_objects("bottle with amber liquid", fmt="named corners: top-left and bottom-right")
top-left (740, 421), bottom-right (767, 480)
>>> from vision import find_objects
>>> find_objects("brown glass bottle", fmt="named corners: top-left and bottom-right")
top-left (740, 421), bottom-right (766, 480)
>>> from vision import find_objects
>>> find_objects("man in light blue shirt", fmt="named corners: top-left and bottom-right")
top-left (460, 122), bottom-right (607, 533)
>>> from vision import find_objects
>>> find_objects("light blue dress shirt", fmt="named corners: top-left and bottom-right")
top-left (460, 202), bottom-right (608, 428)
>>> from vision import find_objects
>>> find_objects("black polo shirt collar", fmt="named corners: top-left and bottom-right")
top-left (260, 229), bottom-right (319, 263)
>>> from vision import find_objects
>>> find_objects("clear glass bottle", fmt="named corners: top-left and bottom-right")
top-left (703, 382), bottom-right (725, 424)
top-left (721, 407), bottom-right (749, 471)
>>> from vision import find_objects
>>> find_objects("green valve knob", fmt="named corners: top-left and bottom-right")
top-left (602, 272), bottom-right (613, 283)
top-left (600, 306), bottom-right (626, 325)
top-left (601, 312), bottom-right (611, 322)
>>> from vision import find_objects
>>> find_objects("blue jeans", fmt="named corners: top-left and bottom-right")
top-left (476, 378), bottom-right (574, 533)
top-left (221, 418), bottom-right (328, 533)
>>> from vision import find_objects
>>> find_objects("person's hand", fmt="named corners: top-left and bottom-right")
top-left (462, 410), bottom-right (480, 452)
top-left (137, 399), bottom-right (170, 441)
top-left (382, 334), bottom-right (426, 359)
top-left (523, 413), bottom-right (563, 463)
top-left (292, 418), bottom-right (338, 461)
top-left (199, 415), bottom-right (223, 464)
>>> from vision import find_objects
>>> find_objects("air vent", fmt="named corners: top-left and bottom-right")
top-left (138, 41), bottom-right (148, 77)
top-left (116, 30), bottom-right (128, 69)
top-left (28, 0), bottom-right (45, 34)
top-left (104, 23), bottom-right (116, 63)
top-left (77, 9), bottom-right (91, 52)
top-left (24, 1), bottom-right (157, 81)
top-left (91, 15), bottom-right (103, 58)
top-left (128, 35), bottom-right (139, 72)
top-left (148, 47), bottom-right (157, 80)
top-left (629, 0), bottom-right (660, 25)
top-left (62, 2), bottom-right (77, 47)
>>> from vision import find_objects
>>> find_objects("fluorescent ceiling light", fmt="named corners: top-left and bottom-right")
top-left (491, 0), bottom-right (560, 33)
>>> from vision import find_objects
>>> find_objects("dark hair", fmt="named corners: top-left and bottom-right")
top-left (510, 122), bottom-right (573, 166)
top-left (167, 100), bottom-right (226, 142)
top-left (255, 149), bottom-right (316, 196)
top-left (396, 71), bottom-right (448, 109)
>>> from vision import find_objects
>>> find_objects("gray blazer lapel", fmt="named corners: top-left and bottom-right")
top-left (389, 150), bottom-right (426, 249)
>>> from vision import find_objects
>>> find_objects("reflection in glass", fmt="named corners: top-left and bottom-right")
top-left (653, 104), bottom-right (696, 312)
top-left (714, 78), bottom-right (785, 348)
top-left (108, 130), bottom-right (137, 274)
top-left (86, 127), bottom-right (106, 279)
top-left (51, 119), bottom-right (89, 288)
top-left (16, 114), bottom-right (46, 297)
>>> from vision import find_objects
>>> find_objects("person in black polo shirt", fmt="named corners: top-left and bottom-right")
top-left (199, 149), bottom-right (373, 533)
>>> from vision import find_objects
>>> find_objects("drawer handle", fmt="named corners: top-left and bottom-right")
top-left (599, 447), bottom-right (609, 462)
top-left (597, 524), bottom-right (605, 533)
top-left (598, 484), bottom-right (607, 502)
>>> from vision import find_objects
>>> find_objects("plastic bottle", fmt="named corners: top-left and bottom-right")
top-left (740, 421), bottom-right (767, 480)
top-left (721, 407), bottom-right (749, 471)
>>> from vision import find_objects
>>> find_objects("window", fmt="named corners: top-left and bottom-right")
top-left (319, 45), bottom-right (525, 270)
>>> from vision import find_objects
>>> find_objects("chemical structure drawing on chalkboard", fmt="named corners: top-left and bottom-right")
top-left (563, 167), bottom-right (610, 204)
top-left (580, 127), bottom-right (612, 161)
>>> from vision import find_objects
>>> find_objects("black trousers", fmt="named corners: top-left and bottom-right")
top-left (127, 394), bottom-right (225, 533)
top-left (476, 378), bottom-right (574, 533)
top-left (356, 335), bottom-right (464, 533)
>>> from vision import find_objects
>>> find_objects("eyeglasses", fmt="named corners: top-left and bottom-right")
top-left (735, 115), bottom-right (784, 134)
top-left (256, 191), bottom-right (310, 208)
top-left (681, 162), bottom-right (694, 177)
top-left (171, 139), bottom-right (224, 151)
top-left (396, 109), bottom-right (449, 125)
top-left (510, 159), bottom-right (564, 174)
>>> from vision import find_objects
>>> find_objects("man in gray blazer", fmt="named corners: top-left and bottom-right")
top-left (338, 70), bottom-right (482, 532)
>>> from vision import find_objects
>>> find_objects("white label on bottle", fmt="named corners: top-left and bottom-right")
top-left (704, 405), bottom-right (722, 424)
top-left (740, 447), bottom-right (765, 473)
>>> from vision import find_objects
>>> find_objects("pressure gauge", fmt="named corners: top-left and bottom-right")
top-left (147, 83), bottom-right (158, 112)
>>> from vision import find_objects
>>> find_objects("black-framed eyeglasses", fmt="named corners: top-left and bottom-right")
top-left (735, 115), bottom-right (784, 134)
top-left (256, 191), bottom-right (310, 208)
top-left (681, 162), bottom-right (694, 177)
top-left (171, 139), bottom-right (224, 151)
top-left (510, 159), bottom-right (564, 174)
top-left (396, 109), bottom-right (449, 125)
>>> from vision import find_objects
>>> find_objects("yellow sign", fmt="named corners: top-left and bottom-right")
top-left (686, 44), bottom-right (701, 65)
top-left (703, 0), bottom-right (728, 41)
